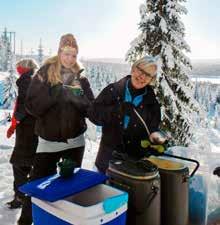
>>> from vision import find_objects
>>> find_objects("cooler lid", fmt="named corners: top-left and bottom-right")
top-left (19, 169), bottom-right (108, 202)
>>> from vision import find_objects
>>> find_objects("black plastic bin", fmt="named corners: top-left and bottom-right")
top-left (107, 159), bottom-right (160, 225)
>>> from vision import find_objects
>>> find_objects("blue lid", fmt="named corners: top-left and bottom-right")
top-left (19, 169), bottom-right (108, 202)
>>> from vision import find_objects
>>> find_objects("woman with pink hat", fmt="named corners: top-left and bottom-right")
top-left (17, 34), bottom-right (94, 225)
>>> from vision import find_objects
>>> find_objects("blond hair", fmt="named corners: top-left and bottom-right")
top-left (16, 58), bottom-right (38, 70)
top-left (44, 55), bottom-right (81, 86)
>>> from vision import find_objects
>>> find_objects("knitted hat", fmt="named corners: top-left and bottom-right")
top-left (16, 58), bottom-right (38, 70)
top-left (58, 33), bottom-right (78, 53)
top-left (16, 58), bottom-right (38, 75)
top-left (133, 56), bottom-right (157, 77)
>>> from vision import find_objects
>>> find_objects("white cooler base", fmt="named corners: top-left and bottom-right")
top-left (32, 184), bottom-right (128, 225)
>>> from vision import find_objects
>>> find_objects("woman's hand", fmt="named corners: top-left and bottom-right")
top-left (64, 85), bottom-right (84, 96)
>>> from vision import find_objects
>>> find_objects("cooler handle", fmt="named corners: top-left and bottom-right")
top-left (163, 153), bottom-right (200, 177)
top-left (103, 192), bottom-right (128, 214)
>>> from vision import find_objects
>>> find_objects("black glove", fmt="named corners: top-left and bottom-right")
top-left (69, 93), bottom-right (91, 116)
top-left (119, 102), bottom-right (134, 116)
top-left (50, 84), bottom-right (62, 98)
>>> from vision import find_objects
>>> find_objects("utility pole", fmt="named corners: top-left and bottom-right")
top-left (20, 40), bottom-right (23, 57)
top-left (30, 48), bottom-right (34, 55)
top-left (38, 38), bottom-right (44, 65)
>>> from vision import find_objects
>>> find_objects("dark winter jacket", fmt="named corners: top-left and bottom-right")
top-left (25, 64), bottom-right (94, 142)
top-left (10, 71), bottom-right (38, 166)
top-left (88, 75), bottom-right (161, 173)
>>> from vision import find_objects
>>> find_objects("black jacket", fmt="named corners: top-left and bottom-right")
top-left (25, 64), bottom-right (94, 142)
top-left (10, 71), bottom-right (38, 166)
top-left (88, 75), bottom-right (161, 173)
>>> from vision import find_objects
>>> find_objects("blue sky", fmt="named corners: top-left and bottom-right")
top-left (0, 0), bottom-right (219, 59)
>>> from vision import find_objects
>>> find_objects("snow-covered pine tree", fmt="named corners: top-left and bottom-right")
top-left (2, 46), bottom-right (17, 109)
top-left (0, 30), bottom-right (11, 72)
top-left (0, 28), bottom-right (11, 71)
top-left (126, 0), bottom-right (202, 146)
top-left (0, 38), bottom-right (5, 71)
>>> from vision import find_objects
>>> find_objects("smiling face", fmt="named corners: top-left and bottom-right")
top-left (59, 47), bottom-right (78, 69)
top-left (131, 64), bottom-right (157, 89)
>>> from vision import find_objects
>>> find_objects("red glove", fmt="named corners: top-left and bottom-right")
top-left (11, 116), bottom-right (17, 128)
top-left (6, 117), bottom-right (20, 138)
top-left (7, 126), bottom-right (15, 138)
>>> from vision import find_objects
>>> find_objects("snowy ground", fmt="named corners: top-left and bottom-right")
top-left (0, 110), bottom-right (219, 225)
top-left (0, 110), bottom-right (98, 225)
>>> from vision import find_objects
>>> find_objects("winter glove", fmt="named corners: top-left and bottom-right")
top-left (119, 102), bottom-right (134, 116)
top-left (64, 85), bottom-right (91, 116)
top-left (6, 117), bottom-right (20, 138)
top-left (7, 126), bottom-right (15, 138)
top-left (140, 139), bottom-right (166, 157)
top-left (148, 144), bottom-right (165, 155)
top-left (50, 84), bottom-right (62, 98)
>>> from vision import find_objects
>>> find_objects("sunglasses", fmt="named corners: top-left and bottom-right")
top-left (136, 66), bottom-right (155, 78)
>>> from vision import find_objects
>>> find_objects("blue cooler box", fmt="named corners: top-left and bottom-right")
top-left (20, 169), bottom-right (128, 225)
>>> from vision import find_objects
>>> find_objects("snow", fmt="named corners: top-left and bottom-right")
top-left (0, 71), bottom-right (17, 108)
top-left (0, 102), bottom-right (220, 224)
top-left (0, 72), bottom-right (9, 105)
top-left (0, 111), bottom-right (99, 225)
top-left (0, 72), bottom-right (9, 81)
top-left (0, 62), bottom-right (219, 224)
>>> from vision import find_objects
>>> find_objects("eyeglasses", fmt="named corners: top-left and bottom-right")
top-left (136, 66), bottom-right (155, 78)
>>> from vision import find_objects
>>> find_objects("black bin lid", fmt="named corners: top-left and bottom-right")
top-left (108, 159), bottom-right (158, 178)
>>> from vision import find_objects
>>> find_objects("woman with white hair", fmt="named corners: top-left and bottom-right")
top-left (88, 56), bottom-right (162, 173)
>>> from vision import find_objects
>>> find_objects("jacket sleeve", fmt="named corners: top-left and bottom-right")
top-left (62, 76), bottom-right (95, 117)
top-left (149, 101), bottom-right (161, 133)
top-left (25, 72), bottom-right (61, 117)
top-left (87, 84), bottom-right (120, 126)
top-left (80, 77), bottom-right (95, 102)
top-left (148, 88), bottom-right (161, 133)
top-left (14, 77), bottom-right (31, 121)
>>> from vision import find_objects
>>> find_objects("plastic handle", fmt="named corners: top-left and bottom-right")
top-left (103, 192), bottom-right (128, 214)
top-left (163, 153), bottom-right (200, 177)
